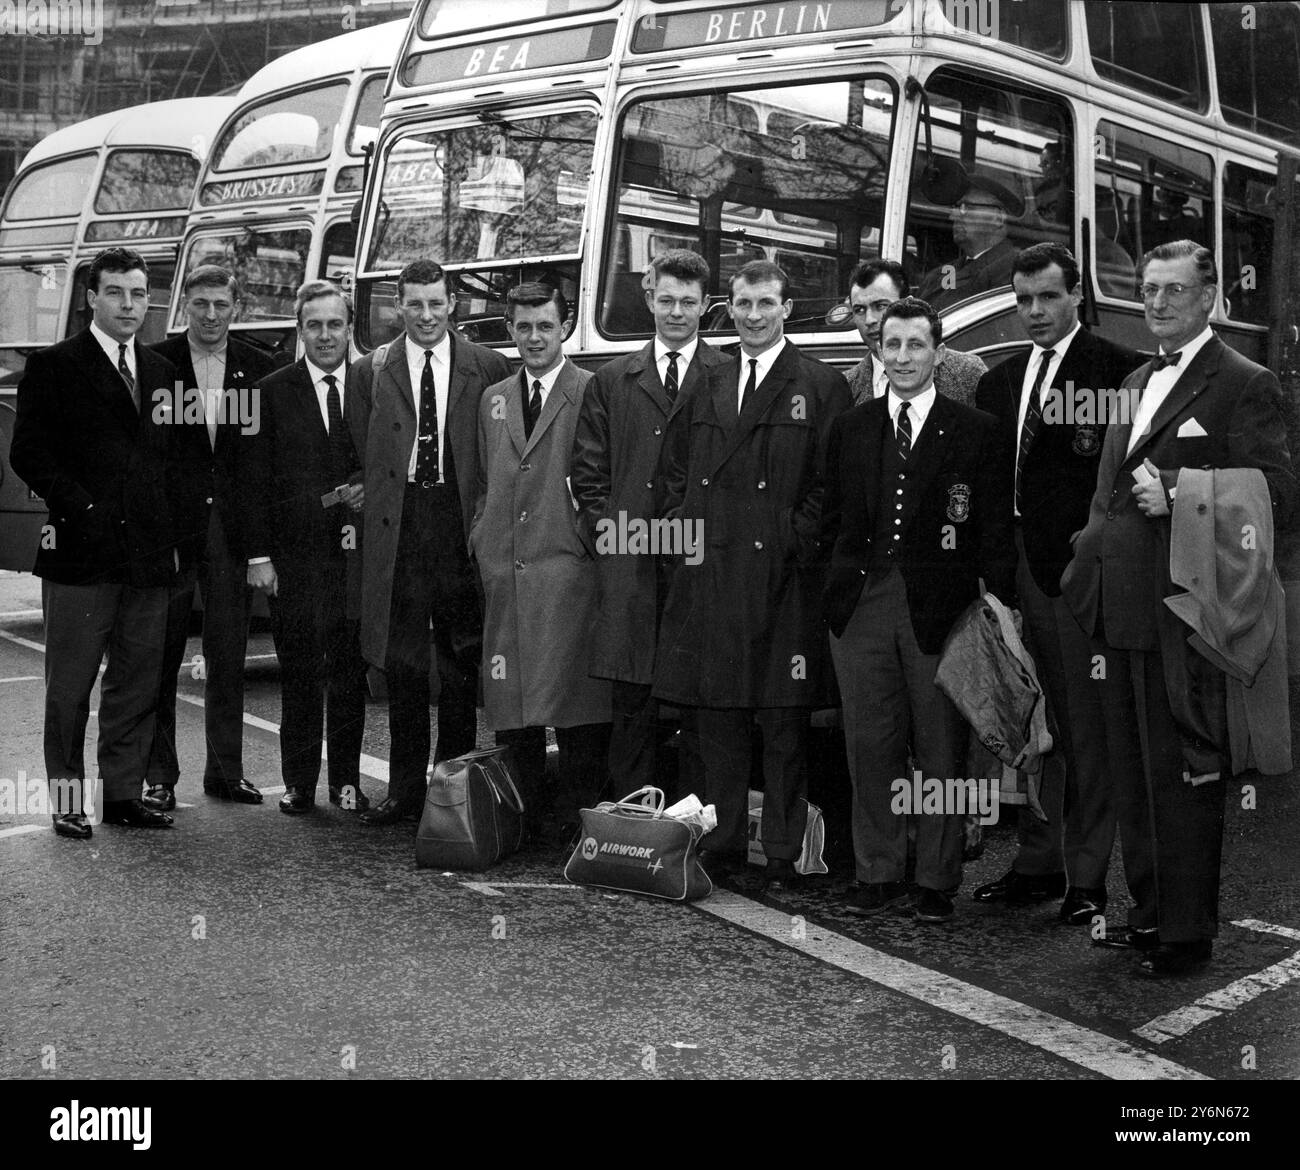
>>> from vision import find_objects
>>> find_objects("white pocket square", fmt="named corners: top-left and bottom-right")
top-left (1177, 418), bottom-right (1208, 438)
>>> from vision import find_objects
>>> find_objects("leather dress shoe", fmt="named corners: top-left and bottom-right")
top-left (764, 858), bottom-right (798, 889)
top-left (972, 868), bottom-right (1066, 905)
top-left (52, 812), bottom-right (92, 839)
top-left (278, 789), bottom-right (313, 815)
top-left (1138, 940), bottom-right (1212, 978)
top-left (915, 887), bottom-right (955, 922)
top-left (141, 785), bottom-right (176, 812)
top-left (846, 881), bottom-right (910, 916)
top-left (205, 778), bottom-right (264, 805)
top-left (1092, 924), bottom-right (1160, 951)
top-left (102, 799), bottom-right (174, 828)
top-left (329, 784), bottom-right (370, 811)
top-left (359, 795), bottom-right (420, 826)
top-left (1060, 887), bottom-right (1107, 926)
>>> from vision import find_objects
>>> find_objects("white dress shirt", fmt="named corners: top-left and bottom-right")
top-left (90, 321), bottom-right (135, 383)
top-left (869, 353), bottom-right (891, 400)
top-left (1014, 321), bottom-right (1079, 515)
top-left (521, 359), bottom-right (565, 414)
top-left (405, 332), bottom-right (451, 481)
top-left (654, 336), bottom-right (698, 388)
top-left (1126, 326), bottom-right (1214, 456)
top-left (190, 342), bottom-right (228, 449)
top-left (305, 357), bottom-right (347, 433)
top-left (737, 338), bottom-right (786, 413)
top-left (888, 384), bottom-right (937, 444)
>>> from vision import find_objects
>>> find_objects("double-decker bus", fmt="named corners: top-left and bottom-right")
top-left (351, 0), bottom-right (1300, 375)
top-left (0, 96), bottom-right (236, 569)
top-left (169, 19), bottom-right (407, 359)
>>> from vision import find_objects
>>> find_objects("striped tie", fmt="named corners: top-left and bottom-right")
top-left (1015, 348), bottom-right (1054, 513)
top-left (896, 399), bottom-right (912, 461)
top-left (117, 343), bottom-right (137, 411)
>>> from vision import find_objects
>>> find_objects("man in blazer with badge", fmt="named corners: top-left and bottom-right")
top-left (973, 243), bottom-right (1140, 924)
top-left (347, 259), bottom-right (512, 826)
top-left (144, 265), bottom-right (276, 811)
top-left (571, 249), bottom-right (727, 795)
top-left (11, 246), bottom-right (183, 836)
top-left (823, 297), bottom-right (1016, 922)
top-left (1061, 240), bottom-right (1296, 976)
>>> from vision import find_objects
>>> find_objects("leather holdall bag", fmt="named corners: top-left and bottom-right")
top-left (415, 746), bottom-right (525, 870)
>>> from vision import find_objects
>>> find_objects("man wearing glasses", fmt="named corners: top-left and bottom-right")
top-left (1061, 240), bottom-right (1296, 977)
top-left (844, 259), bottom-right (987, 407)
top-left (918, 174), bottom-right (1023, 311)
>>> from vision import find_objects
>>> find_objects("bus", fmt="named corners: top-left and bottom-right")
top-left (350, 0), bottom-right (1299, 376)
top-left (168, 19), bottom-right (407, 358)
top-left (0, 96), bottom-right (237, 569)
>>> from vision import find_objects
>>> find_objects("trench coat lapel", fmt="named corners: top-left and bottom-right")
top-left (521, 360), bottom-right (577, 457)
top-left (708, 343), bottom-right (795, 477)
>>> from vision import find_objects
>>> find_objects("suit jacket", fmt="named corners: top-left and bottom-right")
top-left (918, 238), bottom-right (1018, 311)
top-left (151, 332), bottom-right (276, 569)
top-left (975, 328), bottom-right (1141, 596)
top-left (347, 330), bottom-right (511, 666)
top-left (1061, 334), bottom-right (1297, 650)
top-left (845, 346), bottom-right (987, 408)
top-left (821, 392), bottom-right (1017, 653)
top-left (11, 329), bottom-right (182, 587)
top-left (652, 341), bottom-right (852, 708)
top-left (238, 358), bottom-right (361, 578)
top-left (571, 339), bottom-right (729, 684)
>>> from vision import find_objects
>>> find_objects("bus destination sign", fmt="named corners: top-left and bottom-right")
top-left (199, 171), bottom-right (326, 207)
top-left (86, 216), bottom-right (187, 243)
top-left (631, 1), bottom-right (893, 53)
top-left (402, 22), bottom-right (616, 86)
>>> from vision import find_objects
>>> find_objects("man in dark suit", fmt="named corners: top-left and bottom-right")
top-left (823, 297), bottom-right (1016, 922)
top-left (918, 174), bottom-right (1022, 311)
top-left (572, 248), bottom-right (726, 796)
top-left (973, 243), bottom-right (1140, 924)
top-left (347, 259), bottom-right (511, 826)
top-left (143, 265), bottom-right (275, 810)
top-left (1061, 240), bottom-right (1296, 976)
top-left (240, 280), bottom-right (367, 815)
top-left (653, 260), bottom-right (852, 887)
top-left (10, 246), bottom-right (182, 836)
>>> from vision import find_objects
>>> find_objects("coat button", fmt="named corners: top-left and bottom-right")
top-left (757, 480), bottom-right (766, 489)
top-left (754, 541), bottom-right (763, 550)
top-left (1197, 503), bottom-right (1207, 514)
top-left (519, 511), bottom-right (528, 523)
top-left (515, 559), bottom-right (525, 570)
top-left (205, 497), bottom-right (213, 505)
top-left (393, 422), bottom-right (401, 431)
top-left (520, 463), bottom-right (531, 471)
top-left (654, 427), bottom-right (662, 436)
top-left (382, 518), bottom-right (389, 527)
top-left (645, 481), bottom-right (653, 490)
top-left (1106, 512), bottom-right (1115, 520)
top-left (389, 469), bottom-right (396, 477)
top-left (701, 477), bottom-right (709, 486)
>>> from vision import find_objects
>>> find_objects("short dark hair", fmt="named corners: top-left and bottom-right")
top-left (506, 281), bottom-right (568, 323)
top-left (183, 264), bottom-right (240, 300)
top-left (294, 279), bottom-right (352, 325)
top-left (879, 296), bottom-right (942, 346)
top-left (849, 258), bottom-right (908, 299)
top-left (1140, 239), bottom-right (1217, 286)
top-left (730, 259), bottom-right (789, 301)
top-left (88, 247), bottom-right (148, 292)
top-left (397, 259), bottom-right (448, 302)
top-left (1012, 242), bottom-right (1080, 292)
top-left (650, 248), bottom-right (710, 293)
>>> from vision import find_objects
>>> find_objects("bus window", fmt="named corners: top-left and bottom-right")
top-left (1086, 2), bottom-right (1207, 112)
top-left (210, 82), bottom-right (350, 171)
top-left (320, 220), bottom-right (358, 285)
top-left (348, 75), bottom-right (386, 156)
top-left (1222, 162), bottom-right (1276, 327)
top-left (1210, 2), bottom-right (1300, 140)
top-left (178, 227), bottom-right (313, 324)
top-left (418, 0), bottom-right (617, 40)
top-left (95, 151), bottom-right (200, 214)
top-left (0, 262), bottom-right (65, 346)
top-left (3, 153), bottom-right (96, 220)
top-left (1094, 121), bottom-right (1213, 303)
top-left (601, 77), bottom-right (897, 337)
top-left (905, 71), bottom-right (1073, 312)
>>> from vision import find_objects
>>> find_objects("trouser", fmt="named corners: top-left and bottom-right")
top-left (830, 570), bottom-right (964, 890)
top-left (385, 485), bottom-right (481, 806)
top-left (494, 722), bottom-right (612, 826)
top-left (1012, 528), bottom-right (1114, 887)
top-left (42, 578), bottom-right (170, 807)
top-left (147, 509), bottom-right (252, 787)
top-left (695, 706), bottom-right (808, 861)
top-left (269, 557), bottom-right (365, 794)
top-left (608, 680), bottom-right (702, 803)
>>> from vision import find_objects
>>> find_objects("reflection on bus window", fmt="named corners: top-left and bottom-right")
top-left (904, 71), bottom-right (1072, 312)
top-left (1094, 121), bottom-right (1213, 302)
top-left (320, 220), bottom-right (358, 285)
top-left (210, 82), bottom-right (349, 172)
top-left (1222, 162), bottom-right (1278, 327)
top-left (95, 151), bottom-right (200, 215)
top-left (1210, 2), bottom-right (1300, 140)
top-left (3, 154), bottom-right (96, 220)
top-left (348, 75), bottom-right (386, 155)
top-left (1087, 2), bottom-right (1207, 111)
top-left (367, 111), bottom-right (596, 271)
top-left (179, 228), bottom-right (313, 323)
top-left (601, 77), bottom-right (896, 337)
top-left (419, 0), bottom-right (616, 40)
top-left (0, 262), bottom-right (66, 345)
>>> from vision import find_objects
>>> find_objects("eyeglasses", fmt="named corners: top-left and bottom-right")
top-left (1139, 282), bottom-right (1204, 301)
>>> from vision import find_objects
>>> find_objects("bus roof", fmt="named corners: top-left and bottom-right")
top-left (19, 97), bottom-right (239, 170)
top-left (235, 19), bottom-right (406, 105)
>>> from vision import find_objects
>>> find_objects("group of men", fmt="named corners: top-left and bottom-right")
top-left (13, 232), bottom-right (1293, 980)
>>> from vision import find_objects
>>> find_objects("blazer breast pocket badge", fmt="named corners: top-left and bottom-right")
top-left (1071, 424), bottom-right (1100, 456)
top-left (946, 482), bottom-right (971, 522)
top-left (1177, 418), bottom-right (1208, 438)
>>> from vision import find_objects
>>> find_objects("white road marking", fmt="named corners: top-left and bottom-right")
top-left (1234, 918), bottom-right (1300, 942)
top-left (0, 825), bottom-right (46, 841)
top-left (0, 608), bottom-right (42, 619)
top-left (0, 675), bottom-right (42, 684)
top-left (0, 629), bottom-right (46, 654)
top-left (461, 881), bottom-right (580, 896)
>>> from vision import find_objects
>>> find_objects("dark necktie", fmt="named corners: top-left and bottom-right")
top-left (414, 349), bottom-right (440, 483)
top-left (1015, 348), bottom-right (1055, 513)
top-left (1150, 350), bottom-right (1182, 372)
top-left (664, 351), bottom-right (680, 403)
top-left (739, 358), bottom-right (757, 416)
top-left (323, 372), bottom-right (350, 484)
top-left (896, 400), bottom-right (912, 461)
top-left (117, 343), bottom-right (137, 411)
top-left (524, 378), bottom-right (542, 440)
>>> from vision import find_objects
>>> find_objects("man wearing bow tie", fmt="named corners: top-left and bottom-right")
top-left (1062, 240), bottom-right (1296, 976)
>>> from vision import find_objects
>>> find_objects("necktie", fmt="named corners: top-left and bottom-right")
top-left (414, 349), bottom-right (440, 483)
top-left (117, 343), bottom-right (137, 411)
top-left (324, 373), bottom-right (345, 443)
top-left (1150, 350), bottom-right (1182, 372)
top-left (524, 378), bottom-right (542, 440)
top-left (896, 400), bottom-right (912, 461)
top-left (1015, 348), bottom-right (1055, 513)
top-left (664, 351), bottom-right (680, 402)
top-left (739, 358), bottom-right (757, 415)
